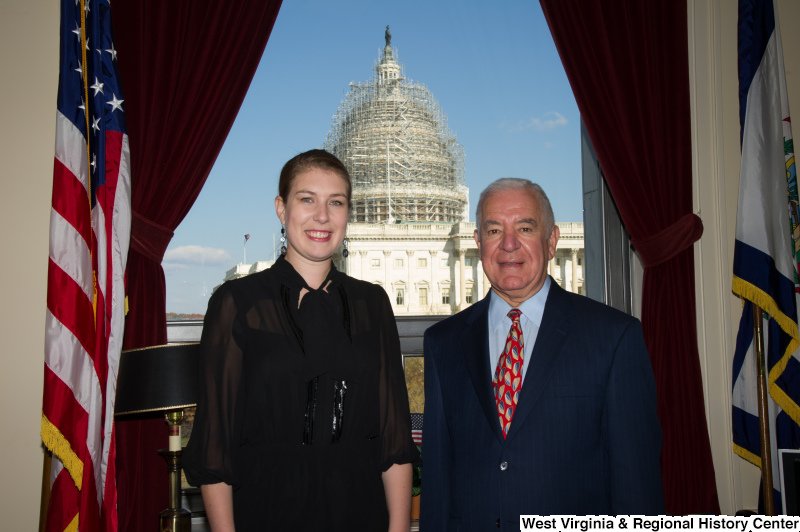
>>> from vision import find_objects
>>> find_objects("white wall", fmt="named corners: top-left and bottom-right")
top-left (0, 1), bottom-right (59, 529)
top-left (689, 0), bottom-right (800, 514)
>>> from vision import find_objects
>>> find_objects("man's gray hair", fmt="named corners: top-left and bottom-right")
top-left (475, 178), bottom-right (555, 240)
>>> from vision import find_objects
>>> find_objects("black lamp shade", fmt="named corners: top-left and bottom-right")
top-left (115, 343), bottom-right (200, 416)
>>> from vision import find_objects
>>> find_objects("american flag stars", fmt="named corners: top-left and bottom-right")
top-left (90, 77), bottom-right (104, 96)
top-left (106, 94), bottom-right (123, 113)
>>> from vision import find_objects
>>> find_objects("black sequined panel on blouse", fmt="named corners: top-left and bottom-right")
top-left (281, 282), bottom-right (352, 445)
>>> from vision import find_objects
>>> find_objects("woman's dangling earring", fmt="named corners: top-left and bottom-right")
top-left (342, 238), bottom-right (349, 258)
top-left (280, 226), bottom-right (287, 256)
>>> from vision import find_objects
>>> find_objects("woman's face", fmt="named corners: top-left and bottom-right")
top-left (275, 167), bottom-right (349, 267)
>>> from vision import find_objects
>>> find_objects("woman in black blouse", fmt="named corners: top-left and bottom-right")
top-left (183, 149), bottom-right (418, 531)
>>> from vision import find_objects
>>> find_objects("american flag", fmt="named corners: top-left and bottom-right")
top-left (244, 233), bottom-right (250, 242)
top-left (41, 1), bottom-right (131, 531)
top-left (411, 413), bottom-right (423, 446)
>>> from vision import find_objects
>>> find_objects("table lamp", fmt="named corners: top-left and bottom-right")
top-left (115, 343), bottom-right (200, 532)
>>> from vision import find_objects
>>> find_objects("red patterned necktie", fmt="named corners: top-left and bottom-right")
top-left (493, 309), bottom-right (524, 438)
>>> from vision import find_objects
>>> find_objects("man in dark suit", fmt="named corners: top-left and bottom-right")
top-left (421, 179), bottom-right (664, 530)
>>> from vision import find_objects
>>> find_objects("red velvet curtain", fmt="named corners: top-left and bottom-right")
top-left (110, 1), bottom-right (282, 529)
top-left (539, 0), bottom-right (719, 514)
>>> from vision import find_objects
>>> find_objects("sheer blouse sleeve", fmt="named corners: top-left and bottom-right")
top-left (183, 286), bottom-right (246, 487)
top-left (375, 286), bottom-right (421, 471)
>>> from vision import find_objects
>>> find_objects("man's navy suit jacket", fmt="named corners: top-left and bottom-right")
top-left (420, 281), bottom-right (664, 531)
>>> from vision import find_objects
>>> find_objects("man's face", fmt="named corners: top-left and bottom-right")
top-left (474, 188), bottom-right (560, 307)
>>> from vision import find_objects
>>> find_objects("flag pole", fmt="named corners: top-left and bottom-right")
top-left (753, 302), bottom-right (775, 515)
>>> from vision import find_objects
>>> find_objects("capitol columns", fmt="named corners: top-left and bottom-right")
top-left (571, 248), bottom-right (579, 293)
top-left (554, 252), bottom-right (565, 288)
top-left (477, 258), bottom-right (487, 303)
top-left (430, 250), bottom-right (438, 312)
top-left (457, 248), bottom-right (467, 311)
top-left (383, 250), bottom-right (391, 292)
top-left (406, 250), bottom-right (415, 312)
top-left (358, 249), bottom-right (368, 282)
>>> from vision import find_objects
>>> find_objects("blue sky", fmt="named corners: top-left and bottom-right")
top-left (163, 0), bottom-right (581, 314)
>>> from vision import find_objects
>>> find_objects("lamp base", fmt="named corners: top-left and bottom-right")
top-left (159, 507), bottom-right (192, 532)
top-left (159, 448), bottom-right (192, 532)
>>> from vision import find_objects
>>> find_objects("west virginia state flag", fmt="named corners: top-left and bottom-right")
top-left (732, 0), bottom-right (798, 512)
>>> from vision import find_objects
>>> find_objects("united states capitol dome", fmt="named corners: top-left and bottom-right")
top-left (323, 27), bottom-right (469, 224)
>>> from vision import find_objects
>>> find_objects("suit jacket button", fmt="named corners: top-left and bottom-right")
top-left (499, 461), bottom-right (508, 471)
top-left (496, 518), bottom-right (501, 527)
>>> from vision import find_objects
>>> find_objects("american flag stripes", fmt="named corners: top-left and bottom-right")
top-left (41, 0), bottom-right (131, 530)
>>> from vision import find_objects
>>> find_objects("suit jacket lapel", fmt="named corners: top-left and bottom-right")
top-left (461, 294), bottom-right (506, 443)
top-left (505, 281), bottom-right (573, 443)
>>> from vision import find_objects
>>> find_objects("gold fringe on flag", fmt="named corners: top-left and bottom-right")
top-left (732, 276), bottom-right (800, 428)
top-left (40, 413), bottom-right (83, 489)
top-left (733, 442), bottom-right (762, 469)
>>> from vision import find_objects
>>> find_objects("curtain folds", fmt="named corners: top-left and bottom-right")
top-left (111, 1), bottom-right (283, 529)
top-left (539, 0), bottom-right (719, 514)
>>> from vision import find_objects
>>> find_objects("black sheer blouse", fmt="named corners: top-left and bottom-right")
top-left (183, 257), bottom-right (418, 531)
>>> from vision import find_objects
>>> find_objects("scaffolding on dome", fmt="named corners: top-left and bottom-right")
top-left (323, 40), bottom-right (468, 224)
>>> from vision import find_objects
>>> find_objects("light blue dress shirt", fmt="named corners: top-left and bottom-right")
top-left (487, 276), bottom-right (551, 384)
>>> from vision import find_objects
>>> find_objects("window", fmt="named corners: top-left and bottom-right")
top-left (418, 287), bottom-right (428, 306)
top-left (395, 258), bottom-right (404, 267)
top-left (578, 285), bottom-right (583, 295)
top-left (442, 287), bottom-right (450, 305)
top-left (417, 257), bottom-right (427, 268)
top-left (466, 287), bottom-right (473, 304)
top-left (577, 257), bottom-right (582, 266)
top-left (396, 288), bottom-right (404, 306)
top-left (158, 10), bottom-right (587, 330)
top-left (555, 258), bottom-right (560, 266)
top-left (465, 257), bottom-right (473, 266)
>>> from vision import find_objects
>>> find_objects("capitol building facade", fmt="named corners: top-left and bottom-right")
top-left (221, 29), bottom-right (584, 315)
top-left (329, 221), bottom-right (585, 316)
